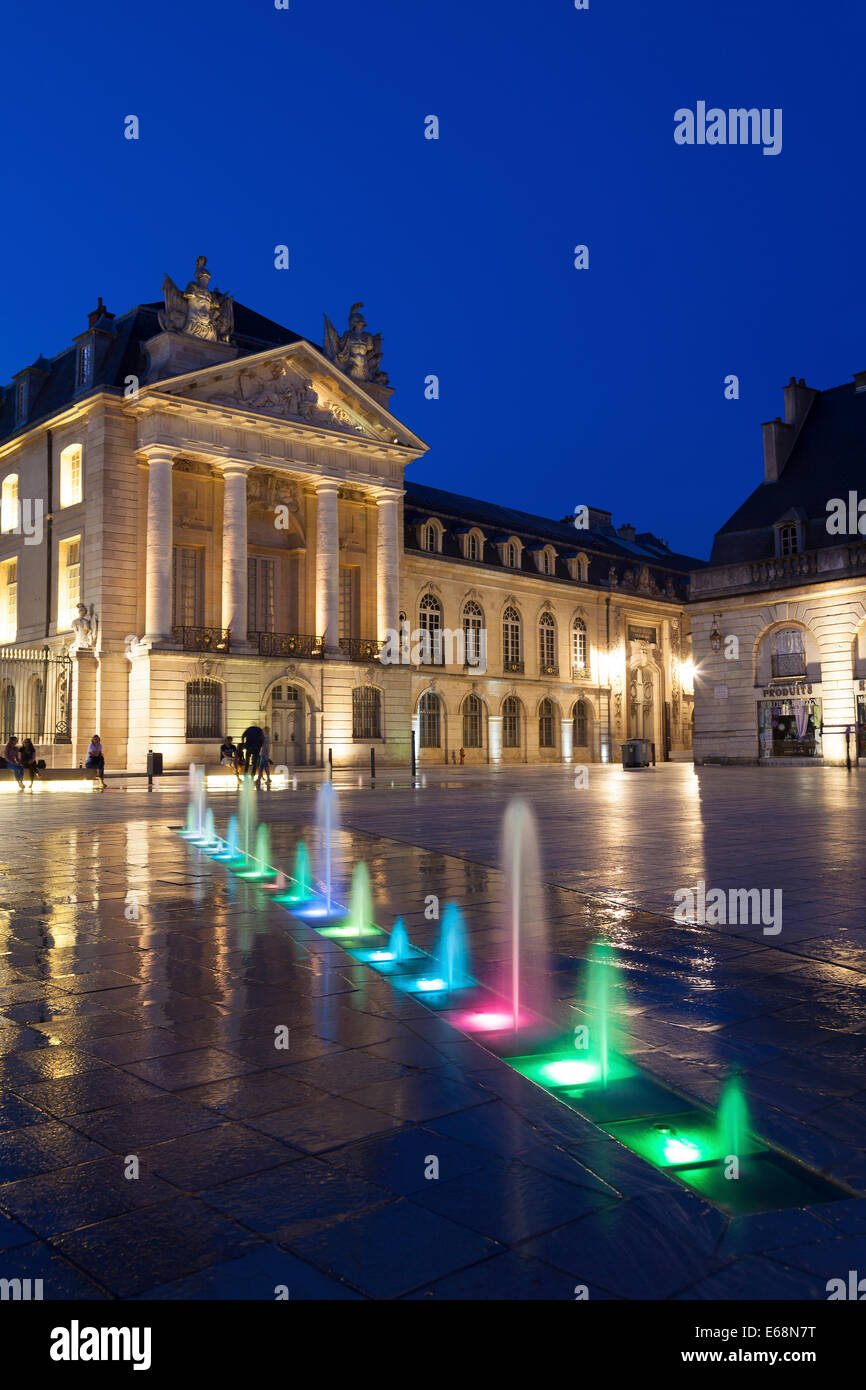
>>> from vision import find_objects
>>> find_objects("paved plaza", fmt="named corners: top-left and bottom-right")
top-left (1, 764), bottom-right (865, 1299)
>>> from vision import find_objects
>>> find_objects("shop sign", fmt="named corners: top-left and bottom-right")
top-left (762, 684), bottom-right (813, 697)
top-left (628, 625), bottom-right (657, 644)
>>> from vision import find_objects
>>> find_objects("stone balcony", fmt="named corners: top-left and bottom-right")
top-left (691, 540), bottom-right (866, 600)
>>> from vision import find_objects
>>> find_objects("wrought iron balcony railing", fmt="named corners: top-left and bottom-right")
top-left (171, 626), bottom-right (231, 653)
top-left (539, 662), bottom-right (559, 677)
top-left (339, 636), bottom-right (383, 662)
top-left (572, 664), bottom-right (591, 680)
top-left (503, 658), bottom-right (524, 674)
top-left (254, 632), bottom-right (324, 659)
top-left (771, 652), bottom-right (807, 679)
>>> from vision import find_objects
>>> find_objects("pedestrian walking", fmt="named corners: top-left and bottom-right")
top-left (255, 727), bottom-right (272, 789)
top-left (240, 723), bottom-right (265, 779)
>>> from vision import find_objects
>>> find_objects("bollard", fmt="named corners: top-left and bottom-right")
top-left (370, 747), bottom-right (375, 783)
top-left (411, 729), bottom-right (416, 778)
top-left (328, 747), bottom-right (333, 780)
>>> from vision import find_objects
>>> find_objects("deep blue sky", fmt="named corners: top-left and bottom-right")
top-left (2, 0), bottom-right (863, 559)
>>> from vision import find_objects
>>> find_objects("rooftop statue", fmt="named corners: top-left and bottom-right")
top-left (322, 303), bottom-right (388, 385)
top-left (159, 256), bottom-right (234, 342)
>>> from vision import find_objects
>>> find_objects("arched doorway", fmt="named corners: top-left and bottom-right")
top-left (268, 682), bottom-right (306, 766)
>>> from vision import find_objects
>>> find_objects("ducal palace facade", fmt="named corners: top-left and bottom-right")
top-left (0, 257), bottom-right (698, 772)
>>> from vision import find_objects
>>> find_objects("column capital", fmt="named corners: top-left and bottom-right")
top-left (141, 444), bottom-right (178, 467)
top-left (218, 459), bottom-right (253, 478)
top-left (315, 478), bottom-right (340, 494)
top-left (371, 487), bottom-right (402, 505)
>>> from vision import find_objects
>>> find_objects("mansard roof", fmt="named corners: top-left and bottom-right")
top-left (404, 480), bottom-right (703, 595)
top-left (710, 379), bottom-right (866, 565)
top-left (0, 300), bottom-right (306, 445)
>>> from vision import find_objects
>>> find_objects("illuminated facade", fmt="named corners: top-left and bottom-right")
top-left (692, 372), bottom-right (866, 766)
top-left (0, 260), bottom-right (697, 771)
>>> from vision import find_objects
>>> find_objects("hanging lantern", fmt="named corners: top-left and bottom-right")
top-left (710, 614), bottom-right (722, 652)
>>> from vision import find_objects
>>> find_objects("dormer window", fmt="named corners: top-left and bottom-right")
top-left (536, 546), bottom-right (556, 576)
top-left (77, 341), bottom-right (93, 389)
top-left (463, 528), bottom-right (483, 561)
top-left (424, 523), bottom-right (439, 553)
top-left (778, 524), bottom-right (799, 556)
top-left (15, 380), bottom-right (27, 425)
top-left (500, 537), bottom-right (522, 569)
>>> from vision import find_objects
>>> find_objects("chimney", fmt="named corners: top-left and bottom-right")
top-left (617, 522), bottom-right (636, 542)
top-left (762, 416), bottom-right (796, 482)
top-left (87, 297), bottom-right (114, 330)
top-left (782, 376), bottom-right (817, 430)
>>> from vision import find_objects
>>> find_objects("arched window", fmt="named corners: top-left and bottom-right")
top-left (502, 695), bottom-right (521, 748)
top-left (539, 549), bottom-right (553, 575)
top-left (462, 693), bottom-right (483, 748)
top-left (573, 699), bottom-right (588, 747)
top-left (419, 593), bottom-right (443, 665)
top-left (502, 606), bottom-right (522, 670)
top-left (60, 445), bottom-right (83, 508)
top-left (424, 524), bottom-right (438, 553)
top-left (576, 553), bottom-right (589, 583)
top-left (466, 532), bottom-right (480, 561)
top-left (26, 675), bottom-right (45, 740)
top-left (772, 627), bottom-right (806, 678)
top-left (185, 679), bottom-right (222, 739)
top-left (539, 611), bottom-right (557, 673)
top-left (1, 475), bottom-right (19, 534)
top-left (572, 617), bottom-right (587, 674)
top-left (1, 681), bottom-right (15, 740)
top-left (353, 686), bottom-right (381, 739)
top-left (507, 542), bottom-right (518, 568)
top-left (462, 600), bottom-right (483, 667)
top-left (539, 698), bottom-right (556, 749)
top-left (419, 690), bottom-right (441, 748)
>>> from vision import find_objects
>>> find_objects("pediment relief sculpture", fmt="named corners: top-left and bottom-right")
top-left (247, 471), bottom-right (301, 513)
top-left (202, 360), bottom-right (378, 436)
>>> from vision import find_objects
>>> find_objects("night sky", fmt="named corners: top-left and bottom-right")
top-left (2, 0), bottom-right (862, 559)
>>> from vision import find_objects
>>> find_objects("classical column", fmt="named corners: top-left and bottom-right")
top-left (315, 481), bottom-right (340, 654)
top-left (221, 462), bottom-right (250, 645)
top-left (144, 447), bottom-right (175, 642)
top-left (374, 491), bottom-right (401, 647)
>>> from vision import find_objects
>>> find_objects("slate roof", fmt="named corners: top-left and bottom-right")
top-left (0, 301), bottom-right (305, 445)
top-left (710, 380), bottom-right (866, 565)
top-left (404, 480), bottom-right (703, 596)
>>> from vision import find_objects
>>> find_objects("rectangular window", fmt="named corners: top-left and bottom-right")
top-left (173, 546), bottom-right (204, 628)
top-left (60, 445), bottom-right (83, 507)
top-left (248, 555), bottom-right (276, 634)
top-left (779, 525), bottom-right (799, 556)
top-left (0, 560), bottom-right (17, 644)
top-left (77, 341), bottom-right (93, 388)
top-left (58, 537), bottom-right (81, 630)
top-left (339, 565), bottom-right (359, 640)
top-left (15, 380), bottom-right (27, 423)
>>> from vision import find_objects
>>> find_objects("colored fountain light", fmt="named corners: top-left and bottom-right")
top-left (318, 861), bottom-right (382, 938)
top-left (271, 841), bottom-right (315, 902)
top-left (316, 783), bottom-right (340, 915)
top-left (390, 917), bottom-right (412, 962)
top-left (416, 977), bottom-right (448, 992)
top-left (509, 1046), bottom-right (634, 1090)
top-left (501, 798), bottom-right (549, 1031)
top-left (237, 823), bottom-right (277, 880)
top-left (456, 1008), bottom-right (537, 1032)
top-left (433, 902), bottom-right (472, 991)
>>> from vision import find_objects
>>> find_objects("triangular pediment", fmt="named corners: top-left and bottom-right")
top-left (150, 340), bottom-right (425, 450)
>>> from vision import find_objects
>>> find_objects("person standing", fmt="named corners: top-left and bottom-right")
top-left (3, 736), bottom-right (24, 790)
top-left (240, 723), bottom-right (265, 780)
top-left (20, 737), bottom-right (39, 789)
top-left (86, 734), bottom-right (106, 789)
top-left (255, 726), bottom-right (272, 790)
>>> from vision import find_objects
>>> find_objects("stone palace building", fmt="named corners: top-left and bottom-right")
top-left (691, 368), bottom-right (866, 766)
top-left (0, 256), bottom-right (699, 771)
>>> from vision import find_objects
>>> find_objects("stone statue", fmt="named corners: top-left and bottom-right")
top-left (159, 256), bottom-right (234, 342)
top-left (70, 603), bottom-right (96, 652)
top-left (322, 303), bottom-right (388, 385)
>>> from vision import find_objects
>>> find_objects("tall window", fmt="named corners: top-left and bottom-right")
top-left (339, 565), bottom-right (359, 640)
top-left (419, 690), bottom-right (441, 747)
top-left (572, 617), bottom-right (587, 672)
top-left (1, 475), bottom-right (19, 534)
top-left (186, 678), bottom-right (222, 739)
top-left (772, 627), bottom-right (806, 678)
top-left (462, 693), bottom-right (483, 748)
top-left (173, 546), bottom-right (204, 628)
top-left (466, 532), bottom-right (480, 561)
top-left (248, 556), bottom-right (276, 634)
top-left (502, 606), bottom-right (521, 668)
top-left (424, 524), bottom-right (438, 553)
top-left (1, 681), bottom-right (15, 739)
top-left (539, 550), bottom-right (552, 575)
top-left (0, 560), bottom-right (17, 644)
top-left (77, 342), bottom-right (93, 388)
top-left (419, 593), bottom-right (443, 664)
top-left (502, 695), bottom-right (521, 748)
top-left (353, 686), bottom-right (382, 739)
top-left (463, 600), bottom-right (483, 667)
top-left (507, 542), bottom-right (518, 568)
top-left (60, 445), bottom-right (83, 508)
top-left (15, 380), bottom-right (27, 424)
top-left (59, 537), bottom-right (81, 630)
top-left (539, 611), bottom-right (556, 672)
top-left (539, 698), bottom-right (555, 749)
top-left (779, 524), bottom-right (799, 556)
top-left (573, 699), bottom-right (588, 747)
